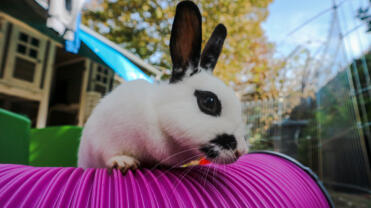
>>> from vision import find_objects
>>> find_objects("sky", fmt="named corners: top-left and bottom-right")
top-left (262, 0), bottom-right (371, 62)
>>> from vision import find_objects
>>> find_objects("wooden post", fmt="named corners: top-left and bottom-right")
top-left (36, 42), bottom-right (56, 128)
top-left (78, 59), bottom-right (90, 127)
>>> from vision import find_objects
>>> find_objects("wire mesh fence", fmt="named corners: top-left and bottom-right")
top-left (243, 63), bottom-right (371, 206)
top-left (243, 0), bottom-right (371, 206)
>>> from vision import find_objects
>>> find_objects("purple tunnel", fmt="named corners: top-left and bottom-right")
top-left (0, 151), bottom-right (333, 208)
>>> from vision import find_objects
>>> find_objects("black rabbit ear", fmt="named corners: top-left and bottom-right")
top-left (200, 24), bottom-right (227, 71)
top-left (170, 1), bottom-right (202, 83)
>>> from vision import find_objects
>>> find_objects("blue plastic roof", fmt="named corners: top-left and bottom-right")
top-left (79, 29), bottom-right (153, 83)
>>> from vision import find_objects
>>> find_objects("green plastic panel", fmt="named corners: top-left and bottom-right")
top-left (0, 108), bottom-right (30, 165)
top-left (30, 126), bottom-right (82, 167)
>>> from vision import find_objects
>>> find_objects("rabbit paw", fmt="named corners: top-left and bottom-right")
top-left (107, 155), bottom-right (139, 175)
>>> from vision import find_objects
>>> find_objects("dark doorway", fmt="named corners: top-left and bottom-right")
top-left (47, 47), bottom-right (85, 126)
top-left (0, 93), bottom-right (39, 127)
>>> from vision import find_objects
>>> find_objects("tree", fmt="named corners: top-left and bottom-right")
top-left (83, 0), bottom-right (282, 99)
top-left (357, 0), bottom-right (371, 32)
top-left (277, 46), bottom-right (322, 99)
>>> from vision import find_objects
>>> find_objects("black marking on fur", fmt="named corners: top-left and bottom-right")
top-left (194, 90), bottom-right (221, 116)
top-left (169, 1), bottom-right (202, 83)
top-left (200, 145), bottom-right (219, 159)
top-left (200, 24), bottom-right (227, 71)
top-left (189, 68), bottom-right (200, 76)
top-left (210, 134), bottom-right (237, 150)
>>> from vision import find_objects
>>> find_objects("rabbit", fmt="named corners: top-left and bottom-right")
top-left (77, 0), bottom-right (249, 173)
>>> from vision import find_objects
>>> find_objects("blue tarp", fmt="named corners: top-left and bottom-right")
top-left (79, 29), bottom-right (153, 83)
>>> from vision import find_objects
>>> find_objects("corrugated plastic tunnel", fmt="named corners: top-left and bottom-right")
top-left (0, 151), bottom-right (333, 208)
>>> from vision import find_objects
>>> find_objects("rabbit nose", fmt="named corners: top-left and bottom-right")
top-left (210, 134), bottom-right (237, 150)
top-left (234, 151), bottom-right (241, 158)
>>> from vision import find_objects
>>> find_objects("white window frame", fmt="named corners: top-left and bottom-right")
top-left (2, 24), bottom-right (46, 90)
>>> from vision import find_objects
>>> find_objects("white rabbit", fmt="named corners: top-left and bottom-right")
top-left (77, 1), bottom-right (248, 172)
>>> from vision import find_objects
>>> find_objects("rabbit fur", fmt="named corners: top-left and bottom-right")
top-left (78, 1), bottom-right (248, 172)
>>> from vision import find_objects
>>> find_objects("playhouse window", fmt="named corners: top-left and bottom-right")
top-left (10, 27), bottom-right (44, 85)
top-left (92, 64), bottom-right (114, 95)
top-left (19, 32), bottom-right (28, 43)
top-left (31, 38), bottom-right (39, 47)
top-left (13, 57), bottom-right (35, 82)
top-left (16, 33), bottom-right (40, 60)
top-left (17, 44), bottom-right (26, 54)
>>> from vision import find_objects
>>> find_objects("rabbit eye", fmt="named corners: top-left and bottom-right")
top-left (194, 90), bottom-right (221, 116)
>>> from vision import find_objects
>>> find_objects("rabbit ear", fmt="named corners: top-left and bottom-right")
top-left (200, 24), bottom-right (227, 71)
top-left (170, 1), bottom-right (202, 83)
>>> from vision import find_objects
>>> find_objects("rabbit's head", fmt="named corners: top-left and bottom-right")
top-left (157, 1), bottom-right (248, 165)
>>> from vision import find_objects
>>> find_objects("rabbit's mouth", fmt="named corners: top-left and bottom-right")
top-left (199, 134), bottom-right (241, 164)
top-left (199, 144), bottom-right (240, 164)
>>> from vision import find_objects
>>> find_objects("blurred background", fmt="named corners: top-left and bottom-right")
top-left (0, 0), bottom-right (370, 207)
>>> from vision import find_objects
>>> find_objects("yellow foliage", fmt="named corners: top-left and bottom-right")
top-left (83, 0), bottom-right (284, 100)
